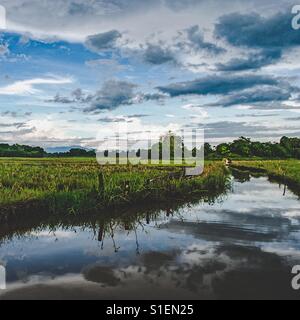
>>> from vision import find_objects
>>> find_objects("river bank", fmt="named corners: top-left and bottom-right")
top-left (0, 159), bottom-right (230, 217)
top-left (231, 160), bottom-right (300, 195)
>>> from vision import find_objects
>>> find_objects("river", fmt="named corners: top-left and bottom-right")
top-left (0, 170), bottom-right (300, 300)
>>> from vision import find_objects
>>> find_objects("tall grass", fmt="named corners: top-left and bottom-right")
top-left (0, 158), bottom-right (230, 215)
top-left (232, 160), bottom-right (300, 191)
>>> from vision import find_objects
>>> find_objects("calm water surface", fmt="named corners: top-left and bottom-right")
top-left (1, 171), bottom-right (300, 300)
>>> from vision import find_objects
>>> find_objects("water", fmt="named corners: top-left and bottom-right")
top-left (0, 171), bottom-right (300, 300)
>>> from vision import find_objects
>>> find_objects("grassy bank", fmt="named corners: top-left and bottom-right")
top-left (0, 158), bottom-right (230, 216)
top-left (231, 160), bottom-right (300, 191)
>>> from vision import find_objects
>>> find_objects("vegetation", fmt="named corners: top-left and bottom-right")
top-left (0, 158), bottom-right (230, 215)
top-left (1, 136), bottom-right (300, 160)
top-left (205, 136), bottom-right (300, 159)
top-left (231, 160), bottom-right (300, 191)
top-left (0, 143), bottom-right (46, 158)
top-left (1, 135), bottom-right (298, 216)
top-left (48, 148), bottom-right (96, 158)
top-left (0, 181), bottom-right (229, 243)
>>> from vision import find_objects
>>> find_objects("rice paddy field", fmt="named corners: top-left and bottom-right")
top-left (0, 158), bottom-right (230, 216)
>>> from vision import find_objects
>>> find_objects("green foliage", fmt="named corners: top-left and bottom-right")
top-left (49, 148), bottom-right (96, 158)
top-left (232, 160), bottom-right (300, 191)
top-left (2, 136), bottom-right (300, 160)
top-left (216, 143), bottom-right (231, 157)
top-left (0, 144), bottom-right (46, 158)
top-left (206, 136), bottom-right (300, 159)
top-left (0, 158), bottom-right (230, 215)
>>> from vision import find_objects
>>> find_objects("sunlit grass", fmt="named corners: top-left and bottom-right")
top-left (0, 158), bottom-right (230, 214)
top-left (232, 159), bottom-right (300, 187)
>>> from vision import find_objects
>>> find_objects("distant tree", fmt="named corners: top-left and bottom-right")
top-left (0, 144), bottom-right (46, 158)
top-left (216, 143), bottom-right (231, 157)
top-left (230, 137), bottom-right (251, 157)
top-left (294, 148), bottom-right (300, 159)
top-left (280, 136), bottom-right (300, 158)
top-left (280, 136), bottom-right (293, 152)
top-left (1, 136), bottom-right (300, 159)
top-left (204, 143), bottom-right (214, 157)
top-left (270, 143), bottom-right (290, 158)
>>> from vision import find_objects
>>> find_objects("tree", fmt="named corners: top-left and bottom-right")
top-left (216, 143), bottom-right (231, 157)
top-left (0, 144), bottom-right (46, 158)
top-left (204, 143), bottom-right (214, 157)
top-left (270, 143), bottom-right (290, 158)
top-left (230, 137), bottom-right (251, 157)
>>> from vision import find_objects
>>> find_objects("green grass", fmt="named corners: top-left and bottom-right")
top-left (0, 158), bottom-right (230, 215)
top-left (231, 159), bottom-right (300, 190)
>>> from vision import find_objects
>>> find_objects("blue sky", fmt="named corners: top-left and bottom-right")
top-left (0, 0), bottom-right (300, 149)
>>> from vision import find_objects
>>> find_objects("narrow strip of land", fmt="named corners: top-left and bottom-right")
top-left (231, 160), bottom-right (300, 193)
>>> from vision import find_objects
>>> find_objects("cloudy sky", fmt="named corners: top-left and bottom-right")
top-left (0, 0), bottom-right (300, 149)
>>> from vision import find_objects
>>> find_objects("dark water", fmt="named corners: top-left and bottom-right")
top-left (1, 171), bottom-right (300, 300)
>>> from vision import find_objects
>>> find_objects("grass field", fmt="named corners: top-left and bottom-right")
top-left (0, 158), bottom-right (230, 215)
top-left (231, 160), bottom-right (300, 191)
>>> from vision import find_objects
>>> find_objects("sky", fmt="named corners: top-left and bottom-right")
top-left (0, 0), bottom-right (300, 150)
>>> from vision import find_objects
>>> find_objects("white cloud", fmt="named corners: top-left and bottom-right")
top-left (182, 104), bottom-right (209, 119)
top-left (0, 77), bottom-right (73, 95)
top-left (1, 0), bottom-right (276, 43)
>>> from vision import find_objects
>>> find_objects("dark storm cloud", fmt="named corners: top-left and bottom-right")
top-left (87, 81), bottom-right (166, 111)
top-left (215, 11), bottom-right (300, 70)
top-left (143, 44), bottom-right (176, 65)
top-left (141, 24), bottom-right (224, 66)
top-left (86, 80), bottom-right (136, 112)
top-left (85, 30), bottom-right (122, 53)
top-left (214, 86), bottom-right (293, 107)
top-left (217, 49), bottom-right (282, 71)
top-left (142, 93), bottom-right (167, 102)
top-left (48, 81), bottom-right (166, 111)
top-left (185, 25), bottom-right (226, 55)
top-left (157, 74), bottom-right (280, 97)
top-left (215, 11), bottom-right (300, 49)
top-left (47, 89), bottom-right (93, 104)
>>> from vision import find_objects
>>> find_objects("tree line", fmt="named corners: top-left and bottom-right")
top-left (0, 136), bottom-right (300, 159)
top-left (0, 144), bottom-right (95, 158)
top-left (0, 144), bottom-right (46, 158)
top-left (205, 136), bottom-right (300, 159)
